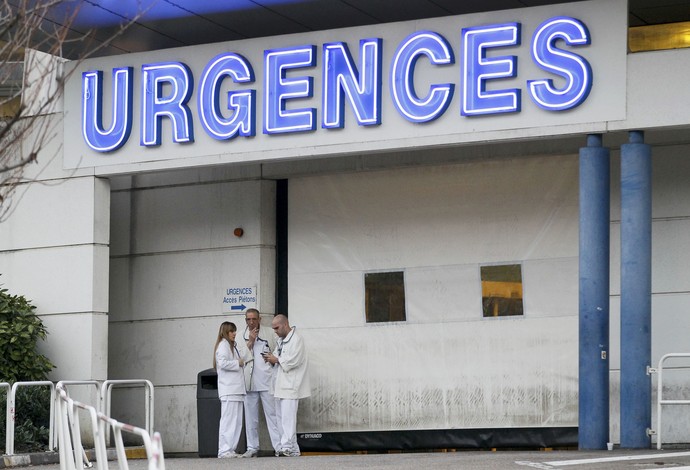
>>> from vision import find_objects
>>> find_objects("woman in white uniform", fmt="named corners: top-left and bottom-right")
top-left (213, 321), bottom-right (246, 458)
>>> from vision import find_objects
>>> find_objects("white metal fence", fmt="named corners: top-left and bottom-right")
top-left (2, 380), bottom-right (55, 456)
top-left (1, 379), bottom-right (163, 470)
top-left (56, 383), bottom-right (165, 470)
top-left (653, 353), bottom-right (690, 449)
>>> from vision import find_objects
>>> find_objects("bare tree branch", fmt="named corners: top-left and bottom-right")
top-left (0, 0), bottom-right (147, 222)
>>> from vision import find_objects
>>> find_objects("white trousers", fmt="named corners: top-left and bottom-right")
top-left (218, 399), bottom-right (243, 457)
top-left (244, 390), bottom-right (281, 451)
top-left (275, 398), bottom-right (300, 454)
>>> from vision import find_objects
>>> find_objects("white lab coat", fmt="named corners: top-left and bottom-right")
top-left (215, 340), bottom-right (246, 397)
top-left (273, 327), bottom-right (311, 400)
top-left (237, 324), bottom-right (277, 392)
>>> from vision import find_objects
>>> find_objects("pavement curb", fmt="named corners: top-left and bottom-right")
top-left (0, 447), bottom-right (146, 468)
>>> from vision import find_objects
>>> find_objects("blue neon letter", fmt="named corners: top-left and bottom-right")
top-left (322, 38), bottom-right (382, 128)
top-left (82, 67), bottom-right (133, 152)
top-left (198, 53), bottom-right (256, 140)
top-left (264, 45), bottom-right (316, 134)
top-left (462, 23), bottom-right (521, 116)
top-left (528, 17), bottom-right (592, 111)
top-left (390, 31), bottom-right (454, 123)
top-left (141, 62), bottom-right (194, 146)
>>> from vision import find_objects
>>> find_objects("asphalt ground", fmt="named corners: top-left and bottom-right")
top-left (25, 448), bottom-right (690, 470)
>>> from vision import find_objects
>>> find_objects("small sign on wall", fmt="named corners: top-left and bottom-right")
top-left (222, 286), bottom-right (257, 313)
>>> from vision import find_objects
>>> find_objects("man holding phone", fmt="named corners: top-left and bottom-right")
top-left (238, 308), bottom-right (281, 457)
top-left (262, 314), bottom-right (311, 457)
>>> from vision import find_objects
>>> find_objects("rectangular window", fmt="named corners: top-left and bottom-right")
top-left (365, 271), bottom-right (406, 323)
top-left (481, 264), bottom-right (524, 317)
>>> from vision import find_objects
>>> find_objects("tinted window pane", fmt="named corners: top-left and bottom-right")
top-left (365, 271), bottom-right (406, 323)
top-left (481, 264), bottom-right (523, 317)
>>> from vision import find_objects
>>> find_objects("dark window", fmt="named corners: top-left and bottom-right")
top-left (365, 271), bottom-right (406, 323)
top-left (481, 264), bottom-right (524, 317)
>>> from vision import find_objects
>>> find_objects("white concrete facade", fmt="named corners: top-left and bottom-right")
top-left (2, 0), bottom-right (690, 454)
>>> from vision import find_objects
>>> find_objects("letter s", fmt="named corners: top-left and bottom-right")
top-left (527, 17), bottom-right (592, 111)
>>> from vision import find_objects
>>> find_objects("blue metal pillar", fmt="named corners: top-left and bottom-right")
top-left (620, 130), bottom-right (652, 448)
top-left (579, 134), bottom-right (610, 450)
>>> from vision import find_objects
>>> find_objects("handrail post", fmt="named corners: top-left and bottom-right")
top-left (55, 382), bottom-right (165, 470)
top-left (1, 382), bottom-right (10, 455)
top-left (100, 379), bottom-right (155, 442)
top-left (7, 383), bottom-right (16, 455)
top-left (654, 353), bottom-right (690, 450)
top-left (657, 354), bottom-right (665, 449)
top-left (7, 381), bottom-right (56, 456)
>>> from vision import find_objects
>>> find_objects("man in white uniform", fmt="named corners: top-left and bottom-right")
top-left (237, 308), bottom-right (281, 458)
top-left (263, 314), bottom-right (311, 457)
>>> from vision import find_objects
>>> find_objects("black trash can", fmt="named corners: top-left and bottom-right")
top-left (197, 368), bottom-right (221, 457)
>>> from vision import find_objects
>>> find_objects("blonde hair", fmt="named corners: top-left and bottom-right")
top-left (213, 321), bottom-right (237, 369)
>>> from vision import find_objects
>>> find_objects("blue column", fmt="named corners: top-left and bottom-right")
top-left (620, 130), bottom-right (652, 448)
top-left (579, 134), bottom-right (610, 450)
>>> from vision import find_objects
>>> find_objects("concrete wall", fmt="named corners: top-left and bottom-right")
top-left (107, 166), bottom-right (276, 452)
top-left (0, 114), bottom-right (110, 382)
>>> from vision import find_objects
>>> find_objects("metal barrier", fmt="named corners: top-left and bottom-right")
top-left (5, 381), bottom-right (55, 456)
top-left (1, 382), bottom-right (9, 454)
top-left (2, 379), bottom-right (156, 461)
top-left (654, 353), bottom-right (690, 449)
top-left (100, 380), bottom-right (155, 444)
top-left (56, 384), bottom-right (165, 470)
top-left (55, 380), bottom-right (103, 466)
top-left (56, 380), bottom-right (102, 404)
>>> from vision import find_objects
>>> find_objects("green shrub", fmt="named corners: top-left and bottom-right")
top-left (0, 284), bottom-right (55, 452)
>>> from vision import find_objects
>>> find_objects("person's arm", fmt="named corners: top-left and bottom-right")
top-left (236, 335), bottom-right (253, 364)
top-left (247, 326), bottom-right (259, 351)
top-left (274, 335), bottom-right (305, 372)
top-left (215, 342), bottom-right (241, 371)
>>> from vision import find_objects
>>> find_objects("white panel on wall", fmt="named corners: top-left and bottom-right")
top-left (651, 294), bottom-right (690, 362)
top-left (0, 245), bottom-right (109, 315)
top-left (301, 317), bottom-right (577, 432)
top-left (612, 218), bottom-right (690, 297)
top-left (610, 222), bottom-right (621, 296)
top-left (109, 247), bottom-right (275, 322)
top-left (609, 298), bottom-right (621, 370)
top-left (110, 164), bottom-right (263, 191)
top-left (652, 219), bottom-right (690, 294)
top-left (522, 257), bottom-right (578, 318)
top-left (108, 316), bottom-right (223, 386)
top-left (650, 145), bottom-right (690, 220)
top-left (289, 271), bottom-right (364, 328)
top-left (288, 154), bottom-right (581, 432)
top-left (0, 176), bottom-right (106, 251)
top-left (289, 156), bottom-right (578, 275)
top-left (405, 265), bottom-right (482, 324)
top-left (612, 49), bottom-right (690, 132)
top-left (39, 312), bottom-right (108, 381)
top-left (110, 179), bottom-right (274, 256)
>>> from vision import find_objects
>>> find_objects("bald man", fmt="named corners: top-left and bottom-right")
top-left (262, 314), bottom-right (311, 457)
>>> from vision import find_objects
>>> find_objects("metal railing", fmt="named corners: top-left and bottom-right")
top-left (654, 353), bottom-right (690, 449)
top-left (0, 382), bottom-right (9, 454)
top-left (55, 383), bottom-right (165, 470)
top-left (101, 380), bottom-right (155, 436)
top-left (5, 381), bottom-right (55, 456)
top-left (2, 379), bottom-right (156, 460)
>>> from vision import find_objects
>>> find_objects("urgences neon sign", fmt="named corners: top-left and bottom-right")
top-left (81, 17), bottom-right (592, 153)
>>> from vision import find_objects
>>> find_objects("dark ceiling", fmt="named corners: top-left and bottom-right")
top-left (50, 0), bottom-right (690, 59)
